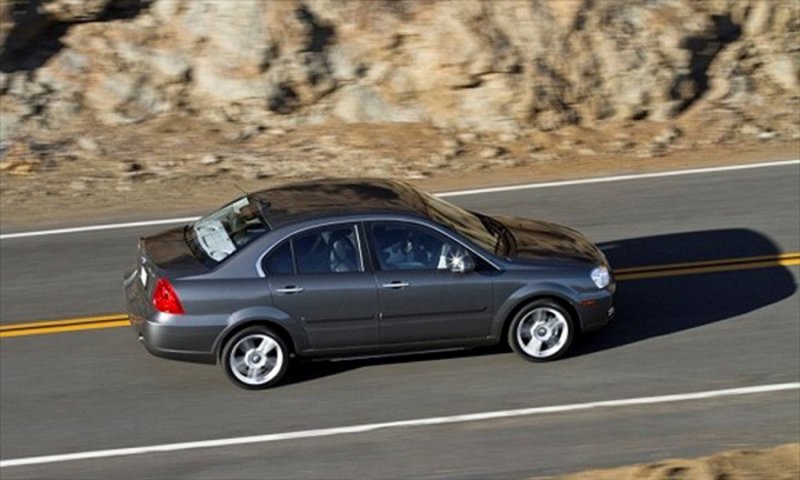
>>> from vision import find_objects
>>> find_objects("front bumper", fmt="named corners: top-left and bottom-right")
top-left (575, 290), bottom-right (614, 333)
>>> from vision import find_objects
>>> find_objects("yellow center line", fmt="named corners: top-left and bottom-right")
top-left (0, 314), bottom-right (128, 331)
top-left (0, 320), bottom-right (130, 338)
top-left (615, 256), bottom-right (800, 280)
top-left (1, 252), bottom-right (798, 339)
top-left (614, 252), bottom-right (800, 274)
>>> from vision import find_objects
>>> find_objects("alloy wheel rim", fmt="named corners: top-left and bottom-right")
top-left (229, 334), bottom-right (284, 385)
top-left (516, 307), bottom-right (569, 358)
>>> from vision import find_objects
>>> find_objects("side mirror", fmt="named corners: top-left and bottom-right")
top-left (450, 250), bottom-right (476, 274)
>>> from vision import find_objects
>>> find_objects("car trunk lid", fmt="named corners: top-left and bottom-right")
top-left (125, 226), bottom-right (208, 325)
top-left (139, 226), bottom-right (211, 277)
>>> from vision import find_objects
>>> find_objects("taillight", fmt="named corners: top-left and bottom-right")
top-left (152, 278), bottom-right (185, 314)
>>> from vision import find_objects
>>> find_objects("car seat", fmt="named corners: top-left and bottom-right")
top-left (329, 230), bottom-right (359, 272)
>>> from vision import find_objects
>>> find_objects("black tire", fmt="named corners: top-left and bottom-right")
top-left (508, 299), bottom-right (575, 362)
top-left (221, 326), bottom-right (289, 390)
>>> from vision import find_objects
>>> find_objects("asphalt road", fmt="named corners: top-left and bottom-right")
top-left (1, 164), bottom-right (799, 479)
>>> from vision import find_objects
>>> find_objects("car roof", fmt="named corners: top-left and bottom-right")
top-left (250, 178), bottom-right (430, 228)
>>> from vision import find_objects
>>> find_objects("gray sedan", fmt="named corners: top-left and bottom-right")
top-left (124, 179), bottom-right (615, 389)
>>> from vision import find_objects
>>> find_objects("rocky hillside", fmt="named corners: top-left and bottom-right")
top-left (1, 0), bottom-right (798, 138)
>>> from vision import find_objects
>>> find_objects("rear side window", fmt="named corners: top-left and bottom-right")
top-left (261, 225), bottom-right (363, 275)
top-left (295, 226), bottom-right (361, 274)
top-left (263, 242), bottom-right (294, 275)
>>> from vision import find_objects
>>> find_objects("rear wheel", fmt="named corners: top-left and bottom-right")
top-left (508, 300), bottom-right (574, 362)
top-left (222, 326), bottom-right (288, 389)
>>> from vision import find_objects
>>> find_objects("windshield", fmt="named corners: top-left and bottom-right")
top-left (187, 196), bottom-right (268, 263)
top-left (417, 191), bottom-right (506, 254)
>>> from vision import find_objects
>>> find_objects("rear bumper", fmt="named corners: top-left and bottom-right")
top-left (130, 314), bottom-right (219, 365)
top-left (125, 275), bottom-right (220, 365)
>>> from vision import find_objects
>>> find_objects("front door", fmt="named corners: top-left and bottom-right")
top-left (368, 222), bottom-right (494, 344)
top-left (263, 224), bottom-right (379, 350)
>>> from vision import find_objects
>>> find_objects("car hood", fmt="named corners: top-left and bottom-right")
top-left (494, 215), bottom-right (606, 265)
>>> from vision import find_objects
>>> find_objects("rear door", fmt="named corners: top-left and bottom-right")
top-left (262, 223), bottom-right (379, 350)
top-left (367, 221), bottom-right (494, 345)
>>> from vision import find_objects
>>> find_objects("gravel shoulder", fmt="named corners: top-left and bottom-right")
top-left (548, 443), bottom-right (799, 480)
top-left (1, 119), bottom-right (797, 230)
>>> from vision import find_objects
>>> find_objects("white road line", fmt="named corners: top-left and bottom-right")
top-left (436, 159), bottom-right (800, 198)
top-left (1, 159), bottom-right (798, 240)
top-left (0, 217), bottom-right (201, 240)
top-left (1, 382), bottom-right (797, 469)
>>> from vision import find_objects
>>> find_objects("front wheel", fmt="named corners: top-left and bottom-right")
top-left (508, 300), bottom-right (575, 362)
top-left (222, 326), bottom-right (289, 389)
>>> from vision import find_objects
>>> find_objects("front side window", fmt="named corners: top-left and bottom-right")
top-left (262, 225), bottom-right (362, 275)
top-left (371, 223), bottom-right (463, 271)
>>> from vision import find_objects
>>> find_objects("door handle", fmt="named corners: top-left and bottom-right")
top-left (276, 286), bottom-right (304, 294)
top-left (381, 281), bottom-right (409, 289)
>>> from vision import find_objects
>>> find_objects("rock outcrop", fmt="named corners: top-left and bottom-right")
top-left (1, 0), bottom-right (798, 139)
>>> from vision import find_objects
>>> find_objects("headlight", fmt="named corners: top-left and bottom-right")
top-left (590, 266), bottom-right (610, 289)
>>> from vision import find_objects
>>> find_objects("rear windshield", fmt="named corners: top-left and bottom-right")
top-left (187, 196), bottom-right (269, 263)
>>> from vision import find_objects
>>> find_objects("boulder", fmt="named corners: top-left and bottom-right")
top-left (333, 85), bottom-right (422, 123)
top-left (0, 0), bottom-right (796, 137)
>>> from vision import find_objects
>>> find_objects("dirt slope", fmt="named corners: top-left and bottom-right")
top-left (546, 443), bottom-right (800, 480)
